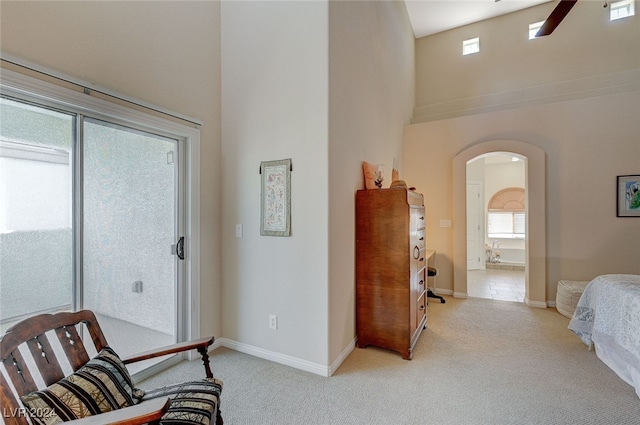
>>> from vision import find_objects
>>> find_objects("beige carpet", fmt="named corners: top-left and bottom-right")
top-left (140, 297), bottom-right (640, 424)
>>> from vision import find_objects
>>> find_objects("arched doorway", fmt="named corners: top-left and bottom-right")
top-left (467, 153), bottom-right (526, 302)
top-left (453, 140), bottom-right (547, 307)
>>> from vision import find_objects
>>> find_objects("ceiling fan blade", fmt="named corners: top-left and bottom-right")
top-left (535, 0), bottom-right (578, 37)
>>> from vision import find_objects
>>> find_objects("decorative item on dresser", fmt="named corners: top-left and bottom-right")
top-left (355, 188), bottom-right (427, 360)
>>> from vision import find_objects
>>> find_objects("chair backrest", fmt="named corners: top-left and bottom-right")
top-left (1, 310), bottom-right (109, 425)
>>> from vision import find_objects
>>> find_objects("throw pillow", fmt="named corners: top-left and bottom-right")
top-left (143, 378), bottom-right (223, 425)
top-left (21, 346), bottom-right (142, 425)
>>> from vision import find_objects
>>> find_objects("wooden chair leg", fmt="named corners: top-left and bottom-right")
top-left (196, 346), bottom-right (213, 379)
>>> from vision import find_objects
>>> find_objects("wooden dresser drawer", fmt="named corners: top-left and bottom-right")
top-left (416, 230), bottom-right (425, 247)
top-left (416, 292), bottom-right (426, 329)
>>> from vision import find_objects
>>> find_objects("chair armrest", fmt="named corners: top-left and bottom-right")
top-left (122, 337), bottom-right (214, 364)
top-left (64, 397), bottom-right (169, 425)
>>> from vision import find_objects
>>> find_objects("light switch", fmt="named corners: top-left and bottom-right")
top-left (235, 224), bottom-right (243, 238)
top-left (440, 219), bottom-right (452, 228)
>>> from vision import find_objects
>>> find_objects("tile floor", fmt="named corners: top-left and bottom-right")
top-left (467, 269), bottom-right (525, 302)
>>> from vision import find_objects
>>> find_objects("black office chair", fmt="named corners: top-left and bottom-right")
top-left (427, 267), bottom-right (445, 303)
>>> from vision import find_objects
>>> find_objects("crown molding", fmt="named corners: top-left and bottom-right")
top-left (412, 68), bottom-right (640, 124)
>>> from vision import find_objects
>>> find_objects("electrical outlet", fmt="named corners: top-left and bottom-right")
top-left (235, 224), bottom-right (243, 238)
top-left (132, 281), bottom-right (143, 293)
top-left (269, 314), bottom-right (278, 330)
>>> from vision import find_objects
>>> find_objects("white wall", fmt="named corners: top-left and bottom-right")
top-left (0, 157), bottom-right (70, 232)
top-left (221, 0), bottom-right (330, 366)
top-left (328, 0), bottom-right (415, 365)
top-left (0, 1), bottom-right (223, 338)
top-left (414, 2), bottom-right (639, 122)
top-left (221, 0), bottom-right (414, 372)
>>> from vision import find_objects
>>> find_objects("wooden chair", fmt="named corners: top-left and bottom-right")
top-left (1, 310), bottom-right (222, 425)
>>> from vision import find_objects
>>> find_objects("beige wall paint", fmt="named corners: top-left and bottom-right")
top-left (0, 1), bottom-right (223, 338)
top-left (414, 2), bottom-right (640, 122)
top-left (2, 0), bottom-right (414, 374)
top-left (328, 0), bottom-right (415, 364)
top-left (220, 0), bottom-right (414, 372)
top-left (221, 1), bottom-right (330, 366)
top-left (6, 0), bottom-right (634, 375)
top-left (408, 4), bottom-right (639, 304)
top-left (404, 90), bottom-right (640, 304)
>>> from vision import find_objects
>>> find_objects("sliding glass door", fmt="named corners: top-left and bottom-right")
top-left (1, 96), bottom-right (185, 375)
top-left (0, 98), bottom-right (74, 332)
top-left (82, 119), bottom-right (182, 372)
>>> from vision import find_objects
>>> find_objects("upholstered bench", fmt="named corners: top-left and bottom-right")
top-left (556, 280), bottom-right (589, 318)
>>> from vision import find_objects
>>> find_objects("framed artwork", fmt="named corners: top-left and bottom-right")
top-left (260, 158), bottom-right (292, 236)
top-left (617, 175), bottom-right (640, 217)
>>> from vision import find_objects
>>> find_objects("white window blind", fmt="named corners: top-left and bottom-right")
top-left (488, 212), bottom-right (525, 238)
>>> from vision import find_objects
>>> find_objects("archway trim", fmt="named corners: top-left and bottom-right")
top-left (453, 141), bottom-right (547, 307)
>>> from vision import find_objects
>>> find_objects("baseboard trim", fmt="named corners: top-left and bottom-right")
top-left (210, 337), bottom-right (225, 352)
top-left (329, 338), bottom-right (356, 376)
top-left (212, 338), bottom-right (350, 377)
top-left (525, 298), bottom-right (548, 308)
top-left (431, 288), bottom-right (453, 296)
top-left (453, 292), bottom-right (468, 298)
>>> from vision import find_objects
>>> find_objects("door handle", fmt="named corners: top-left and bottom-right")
top-left (176, 236), bottom-right (185, 260)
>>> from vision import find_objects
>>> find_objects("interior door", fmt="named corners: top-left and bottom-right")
top-left (82, 118), bottom-right (183, 373)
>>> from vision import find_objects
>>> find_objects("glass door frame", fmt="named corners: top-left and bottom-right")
top-left (1, 68), bottom-right (202, 381)
top-left (77, 117), bottom-right (187, 378)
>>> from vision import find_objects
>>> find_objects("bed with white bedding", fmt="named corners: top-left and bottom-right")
top-left (568, 274), bottom-right (640, 398)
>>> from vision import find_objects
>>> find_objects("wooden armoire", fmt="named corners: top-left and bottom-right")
top-left (355, 188), bottom-right (427, 359)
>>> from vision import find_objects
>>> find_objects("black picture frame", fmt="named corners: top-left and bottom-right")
top-left (617, 175), bottom-right (640, 217)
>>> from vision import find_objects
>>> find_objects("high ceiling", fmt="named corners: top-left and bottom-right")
top-left (405, 0), bottom-right (552, 38)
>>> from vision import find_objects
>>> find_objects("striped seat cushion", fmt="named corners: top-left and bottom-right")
top-left (142, 378), bottom-right (223, 425)
top-left (21, 346), bottom-right (143, 425)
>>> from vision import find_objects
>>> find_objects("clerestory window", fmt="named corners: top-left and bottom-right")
top-left (462, 37), bottom-right (480, 55)
top-left (610, 0), bottom-right (635, 21)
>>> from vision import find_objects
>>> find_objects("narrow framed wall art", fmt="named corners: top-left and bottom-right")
top-left (617, 174), bottom-right (640, 217)
top-left (260, 158), bottom-right (292, 236)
